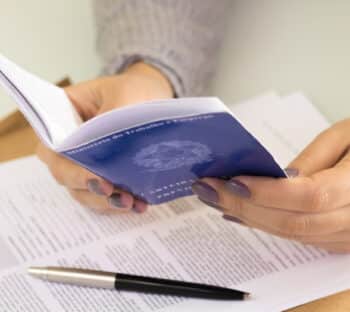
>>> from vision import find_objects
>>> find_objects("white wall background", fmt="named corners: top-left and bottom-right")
top-left (1, 1), bottom-right (350, 122)
top-left (0, 0), bottom-right (101, 117)
top-left (211, 0), bottom-right (350, 122)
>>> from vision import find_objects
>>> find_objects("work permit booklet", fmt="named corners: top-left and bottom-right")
top-left (2, 92), bottom-right (350, 312)
top-left (0, 54), bottom-right (286, 205)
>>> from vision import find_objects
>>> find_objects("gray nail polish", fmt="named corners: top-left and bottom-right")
top-left (191, 181), bottom-right (219, 204)
top-left (132, 204), bottom-right (141, 213)
top-left (132, 199), bottom-right (148, 213)
top-left (222, 215), bottom-right (243, 224)
top-left (225, 179), bottom-right (251, 198)
top-left (87, 179), bottom-right (105, 196)
top-left (108, 194), bottom-right (126, 209)
top-left (285, 168), bottom-right (299, 178)
top-left (198, 197), bottom-right (223, 211)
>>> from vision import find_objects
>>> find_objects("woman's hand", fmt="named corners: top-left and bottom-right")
top-left (37, 62), bottom-right (173, 214)
top-left (192, 119), bottom-right (350, 253)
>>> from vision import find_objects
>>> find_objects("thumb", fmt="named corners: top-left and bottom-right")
top-left (96, 100), bottom-right (121, 115)
top-left (288, 121), bottom-right (350, 176)
top-left (64, 83), bottom-right (101, 121)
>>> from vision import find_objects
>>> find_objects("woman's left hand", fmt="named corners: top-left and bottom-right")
top-left (192, 119), bottom-right (350, 253)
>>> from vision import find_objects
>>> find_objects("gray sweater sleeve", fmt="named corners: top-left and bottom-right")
top-left (93, 0), bottom-right (231, 96)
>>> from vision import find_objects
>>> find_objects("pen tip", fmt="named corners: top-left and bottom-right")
top-left (243, 292), bottom-right (251, 300)
top-left (27, 267), bottom-right (45, 277)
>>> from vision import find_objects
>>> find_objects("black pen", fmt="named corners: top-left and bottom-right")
top-left (28, 267), bottom-right (250, 300)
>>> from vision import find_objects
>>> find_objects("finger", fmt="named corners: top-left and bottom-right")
top-left (69, 189), bottom-right (134, 214)
top-left (37, 143), bottom-right (114, 195)
top-left (37, 139), bottom-right (137, 204)
top-left (335, 148), bottom-right (350, 168)
top-left (235, 215), bottom-right (350, 245)
top-left (228, 215), bottom-right (310, 243)
top-left (205, 161), bottom-right (350, 213)
top-left (64, 82), bottom-right (100, 121)
top-left (199, 179), bottom-right (350, 236)
top-left (203, 175), bottom-right (323, 212)
top-left (298, 230), bottom-right (350, 244)
top-left (224, 202), bottom-right (348, 237)
top-left (133, 199), bottom-right (148, 213)
top-left (310, 242), bottom-right (350, 254)
top-left (288, 120), bottom-right (350, 176)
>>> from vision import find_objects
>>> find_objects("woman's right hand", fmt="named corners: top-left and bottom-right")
top-left (37, 62), bottom-right (174, 214)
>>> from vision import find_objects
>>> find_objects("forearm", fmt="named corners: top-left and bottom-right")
top-left (93, 0), bottom-right (231, 97)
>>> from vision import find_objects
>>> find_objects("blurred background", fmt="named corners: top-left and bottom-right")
top-left (1, 0), bottom-right (350, 122)
top-left (0, 0), bottom-right (101, 117)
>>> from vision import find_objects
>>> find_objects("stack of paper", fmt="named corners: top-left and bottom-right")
top-left (1, 92), bottom-right (348, 312)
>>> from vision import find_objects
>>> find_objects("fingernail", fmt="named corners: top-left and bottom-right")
top-left (87, 179), bottom-right (105, 195)
top-left (192, 181), bottom-right (219, 204)
top-left (285, 168), bottom-right (299, 178)
top-left (108, 194), bottom-right (126, 209)
top-left (222, 215), bottom-right (243, 224)
top-left (198, 197), bottom-right (223, 211)
top-left (225, 179), bottom-right (251, 198)
top-left (133, 200), bottom-right (148, 213)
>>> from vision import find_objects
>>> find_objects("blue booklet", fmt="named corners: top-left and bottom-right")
top-left (0, 54), bottom-right (286, 204)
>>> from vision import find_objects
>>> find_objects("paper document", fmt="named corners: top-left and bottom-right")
top-left (0, 54), bottom-right (287, 205)
top-left (0, 93), bottom-right (348, 312)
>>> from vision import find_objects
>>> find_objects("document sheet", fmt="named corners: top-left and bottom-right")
top-left (1, 93), bottom-right (349, 312)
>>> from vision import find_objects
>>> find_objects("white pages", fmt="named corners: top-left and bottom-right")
top-left (0, 54), bottom-right (81, 147)
top-left (0, 54), bottom-right (231, 152)
top-left (1, 92), bottom-right (348, 312)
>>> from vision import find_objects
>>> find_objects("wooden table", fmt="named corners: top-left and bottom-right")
top-left (0, 78), bottom-right (70, 161)
top-left (0, 93), bottom-right (349, 312)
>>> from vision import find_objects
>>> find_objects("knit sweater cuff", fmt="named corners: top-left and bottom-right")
top-left (103, 54), bottom-right (184, 97)
top-left (94, 0), bottom-right (231, 97)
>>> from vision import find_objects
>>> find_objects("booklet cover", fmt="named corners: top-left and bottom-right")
top-left (0, 54), bottom-right (286, 204)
